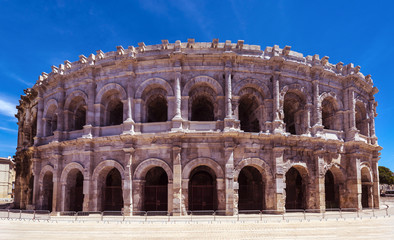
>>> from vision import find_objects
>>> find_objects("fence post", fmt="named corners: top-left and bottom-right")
top-left (19, 210), bottom-right (22, 220)
top-left (167, 212), bottom-right (170, 222)
top-left (260, 211), bottom-right (262, 221)
top-left (33, 210), bottom-right (36, 220)
top-left (144, 212), bottom-right (147, 222)
top-left (339, 208), bottom-right (342, 219)
top-left (372, 208), bottom-right (375, 217)
top-left (237, 212), bottom-right (239, 222)
top-left (7, 209), bottom-right (9, 219)
top-left (303, 210), bottom-right (306, 220)
top-left (386, 206), bottom-right (389, 216)
top-left (357, 209), bottom-right (360, 218)
top-left (213, 211), bottom-right (216, 221)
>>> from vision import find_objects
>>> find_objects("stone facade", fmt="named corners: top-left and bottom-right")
top-left (0, 157), bottom-right (15, 201)
top-left (14, 40), bottom-right (381, 214)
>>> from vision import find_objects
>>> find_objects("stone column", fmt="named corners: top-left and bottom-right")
top-left (35, 91), bottom-right (44, 144)
top-left (272, 73), bottom-right (284, 133)
top-left (372, 159), bottom-right (380, 209)
top-left (122, 80), bottom-right (135, 134)
top-left (224, 70), bottom-right (235, 131)
top-left (82, 147), bottom-right (93, 211)
top-left (224, 146), bottom-right (235, 215)
top-left (346, 156), bottom-right (361, 209)
top-left (172, 146), bottom-right (184, 215)
top-left (31, 158), bottom-right (40, 207)
top-left (171, 71), bottom-right (183, 131)
top-left (83, 82), bottom-right (96, 138)
top-left (273, 147), bottom-right (285, 212)
top-left (54, 87), bottom-right (65, 141)
top-left (314, 151), bottom-right (326, 211)
top-left (132, 180), bottom-right (144, 212)
top-left (123, 147), bottom-right (134, 214)
top-left (346, 88), bottom-right (358, 141)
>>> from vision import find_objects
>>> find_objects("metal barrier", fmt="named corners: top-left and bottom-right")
top-left (1, 207), bottom-right (390, 222)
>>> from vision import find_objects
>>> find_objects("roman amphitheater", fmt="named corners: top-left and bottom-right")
top-left (13, 39), bottom-right (381, 215)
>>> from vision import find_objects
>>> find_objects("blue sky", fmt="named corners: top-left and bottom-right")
top-left (0, 0), bottom-right (393, 169)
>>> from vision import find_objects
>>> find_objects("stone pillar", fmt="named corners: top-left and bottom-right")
top-left (54, 87), bottom-right (65, 141)
top-left (172, 146), bottom-right (184, 215)
top-left (35, 91), bottom-right (44, 144)
top-left (224, 70), bottom-right (235, 131)
top-left (132, 180), bottom-right (144, 212)
top-left (31, 158), bottom-right (40, 207)
top-left (272, 73), bottom-right (284, 133)
top-left (346, 88), bottom-right (358, 141)
top-left (346, 156), bottom-right (361, 209)
top-left (273, 147), bottom-right (285, 212)
top-left (83, 82), bottom-right (96, 138)
top-left (171, 71), bottom-right (183, 131)
top-left (224, 143), bottom-right (235, 215)
top-left (314, 151), bottom-right (326, 211)
top-left (372, 159), bottom-right (380, 209)
top-left (123, 147), bottom-right (134, 214)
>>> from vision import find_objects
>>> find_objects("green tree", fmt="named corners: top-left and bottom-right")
top-left (379, 166), bottom-right (394, 185)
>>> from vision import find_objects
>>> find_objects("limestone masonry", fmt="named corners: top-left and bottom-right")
top-left (14, 39), bottom-right (381, 214)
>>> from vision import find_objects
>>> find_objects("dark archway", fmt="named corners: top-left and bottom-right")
top-left (147, 95), bottom-right (168, 122)
top-left (188, 166), bottom-right (217, 211)
top-left (144, 167), bottom-right (168, 211)
top-left (107, 100), bottom-right (123, 126)
top-left (103, 168), bottom-right (123, 211)
top-left (325, 170), bottom-right (339, 208)
top-left (285, 167), bottom-right (306, 210)
top-left (322, 98), bottom-right (337, 130)
top-left (361, 168), bottom-right (371, 209)
top-left (191, 95), bottom-right (214, 121)
top-left (74, 105), bottom-right (86, 130)
top-left (42, 172), bottom-right (53, 211)
top-left (238, 166), bottom-right (264, 210)
top-left (355, 102), bottom-right (368, 136)
top-left (239, 95), bottom-right (260, 133)
top-left (66, 170), bottom-right (84, 212)
top-left (283, 92), bottom-right (305, 135)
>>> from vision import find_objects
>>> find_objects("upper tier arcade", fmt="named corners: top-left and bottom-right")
top-left (16, 39), bottom-right (379, 147)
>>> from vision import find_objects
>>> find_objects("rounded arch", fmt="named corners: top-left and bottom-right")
top-left (95, 83), bottom-right (127, 103)
top-left (319, 92), bottom-right (343, 110)
top-left (323, 163), bottom-right (346, 183)
top-left (360, 163), bottom-right (372, 182)
top-left (92, 160), bottom-right (125, 182)
top-left (283, 163), bottom-right (309, 178)
top-left (182, 76), bottom-right (224, 96)
top-left (233, 78), bottom-right (271, 99)
top-left (280, 84), bottom-right (309, 104)
top-left (43, 98), bottom-right (58, 118)
top-left (60, 162), bottom-right (85, 184)
top-left (182, 158), bottom-right (224, 179)
top-left (39, 165), bottom-right (55, 184)
top-left (234, 158), bottom-right (273, 182)
top-left (134, 158), bottom-right (173, 181)
top-left (64, 90), bottom-right (89, 110)
top-left (135, 78), bottom-right (174, 99)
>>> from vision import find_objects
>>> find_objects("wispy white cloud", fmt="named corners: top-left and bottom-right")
top-left (0, 126), bottom-right (17, 133)
top-left (7, 72), bottom-right (34, 86)
top-left (0, 98), bottom-right (18, 118)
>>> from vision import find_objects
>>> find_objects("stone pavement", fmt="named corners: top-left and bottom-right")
top-left (1, 216), bottom-right (393, 240)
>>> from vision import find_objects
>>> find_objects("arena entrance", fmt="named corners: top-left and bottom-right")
top-left (65, 170), bottom-right (84, 212)
top-left (285, 167), bottom-right (306, 210)
top-left (42, 172), bottom-right (53, 211)
top-left (325, 170), bottom-right (340, 208)
top-left (361, 168), bottom-right (372, 208)
top-left (188, 166), bottom-right (217, 211)
top-left (238, 166), bottom-right (264, 210)
top-left (103, 168), bottom-right (123, 211)
top-left (144, 167), bottom-right (168, 211)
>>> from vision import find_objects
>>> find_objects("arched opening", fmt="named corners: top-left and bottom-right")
top-left (283, 92), bottom-right (305, 135)
top-left (42, 172), bottom-right (53, 211)
top-left (239, 95), bottom-right (260, 133)
top-left (238, 166), bottom-right (264, 210)
top-left (361, 167), bottom-right (371, 209)
top-left (65, 170), bottom-right (84, 212)
top-left (322, 98), bottom-right (337, 130)
top-left (325, 170), bottom-right (340, 208)
top-left (74, 105), bottom-right (86, 130)
top-left (355, 102), bottom-right (368, 136)
top-left (107, 99), bottom-right (123, 126)
top-left (188, 166), bottom-right (217, 211)
top-left (285, 167), bottom-right (306, 210)
top-left (45, 105), bottom-right (58, 136)
top-left (144, 167), bottom-right (168, 211)
top-left (191, 95), bottom-right (214, 121)
top-left (147, 95), bottom-right (167, 122)
top-left (102, 168), bottom-right (123, 211)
